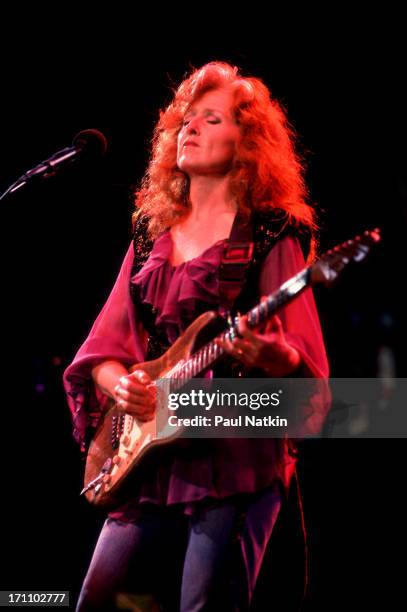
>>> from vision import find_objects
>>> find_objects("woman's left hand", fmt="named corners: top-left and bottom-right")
top-left (215, 304), bottom-right (301, 377)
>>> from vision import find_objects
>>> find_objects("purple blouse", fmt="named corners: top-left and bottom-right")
top-left (64, 229), bottom-right (330, 520)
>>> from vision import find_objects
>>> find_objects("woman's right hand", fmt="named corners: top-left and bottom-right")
top-left (113, 369), bottom-right (156, 420)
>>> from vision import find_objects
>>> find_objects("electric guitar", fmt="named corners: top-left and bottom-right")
top-left (81, 228), bottom-right (381, 507)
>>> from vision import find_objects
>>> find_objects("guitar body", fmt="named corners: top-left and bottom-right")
top-left (83, 310), bottom-right (221, 507)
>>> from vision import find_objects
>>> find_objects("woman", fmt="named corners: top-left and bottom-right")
top-left (64, 62), bottom-right (329, 611)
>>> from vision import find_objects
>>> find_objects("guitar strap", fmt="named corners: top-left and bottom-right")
top-left (218, 208), bottom-right (300, 317)
top-left (218, 211), bottom-right (254, 316)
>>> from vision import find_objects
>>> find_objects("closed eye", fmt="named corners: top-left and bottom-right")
top-left (182, 116), bottom-right (221, 126)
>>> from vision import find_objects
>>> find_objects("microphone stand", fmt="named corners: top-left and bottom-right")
top-left (0, 129), bottom-right (107, 202)
top-left (0, 147), bottom-right (80, 202)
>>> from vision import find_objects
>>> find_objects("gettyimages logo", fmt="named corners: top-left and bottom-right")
top-left (167, 388), bottom-right (283, 411)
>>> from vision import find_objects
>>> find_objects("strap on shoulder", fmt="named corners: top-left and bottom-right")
top-left (218, 212), bottom-right (254, 315)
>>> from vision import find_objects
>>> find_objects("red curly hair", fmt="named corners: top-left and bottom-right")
top-left (133, 61), bottom-right (318, 259)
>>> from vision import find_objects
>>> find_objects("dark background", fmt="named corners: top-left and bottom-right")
top-left (1, 14), bottom-right (405, 611)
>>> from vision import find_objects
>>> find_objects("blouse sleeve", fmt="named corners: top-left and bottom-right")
top-left (63, 242), bottom-right (148, 451)
top-left (259, 234), bottom-right (331, 436)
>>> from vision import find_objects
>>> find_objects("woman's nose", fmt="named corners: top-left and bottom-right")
top-left (186, 116), bottom-right (200, 134)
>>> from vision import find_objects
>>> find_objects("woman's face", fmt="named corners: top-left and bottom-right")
top-left (177, 88), bottom-right (241, 177)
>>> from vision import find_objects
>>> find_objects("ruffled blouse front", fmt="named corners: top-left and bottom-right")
top-left (131, 230), bottom-right (226, 343)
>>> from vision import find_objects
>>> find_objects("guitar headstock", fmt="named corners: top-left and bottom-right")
top-left (310, 228), bottom-right (381, 286)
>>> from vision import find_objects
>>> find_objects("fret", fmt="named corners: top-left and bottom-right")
top-left (202, 347), bottom-right (207, 368)
top-left (250, 307), bottom-right (260, 326)
top-left (211, 342), bottom-right (216, 360)
top-left (276, 289), bottom-right (288, 308)
top-left (211, 342), bottom-right (217, 360)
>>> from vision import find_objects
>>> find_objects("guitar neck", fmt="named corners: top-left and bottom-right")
top-left (166, 266), bottom-right (311, 389)
top-left (247, 267), bottom-right (310, 329)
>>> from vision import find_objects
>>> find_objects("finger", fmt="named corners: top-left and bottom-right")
top-left (252, 297), bottom-right (270, 333)
top-left (115, 386), bottom-right (155, 405)
top-left (120, 375), bottom-right (154, 395)
top-left (216, 338), bottom-right (242, 358)
top-left (237, 316), bottom-right (262, 344)
top-left (116, 398), bottom-right (156, 416)
top-left (264, 314), bottom-right (283, 335)
top-left (232, 338), bottom-right (257, 357)
top-left (114, 384), bottom-right (156, 403)
top-left (129, 370), bottom-right (152, 385)
top-left (216, 338), bottom-right (256, 365)
top-left (216, 337), bottom-right (235, 354)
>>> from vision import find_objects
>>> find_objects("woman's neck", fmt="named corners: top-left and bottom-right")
top-left (187, 175), bottom-right (237, 224)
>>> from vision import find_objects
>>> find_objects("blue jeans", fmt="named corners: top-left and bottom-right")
top-left (76, 483), bottom-right (282, 611)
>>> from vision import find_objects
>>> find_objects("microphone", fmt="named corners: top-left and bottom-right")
top-left (1, 129), bottom-right (108, 199)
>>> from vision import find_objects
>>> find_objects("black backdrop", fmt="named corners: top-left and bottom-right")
top-left (1, 19), bottom-right (405, 611)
